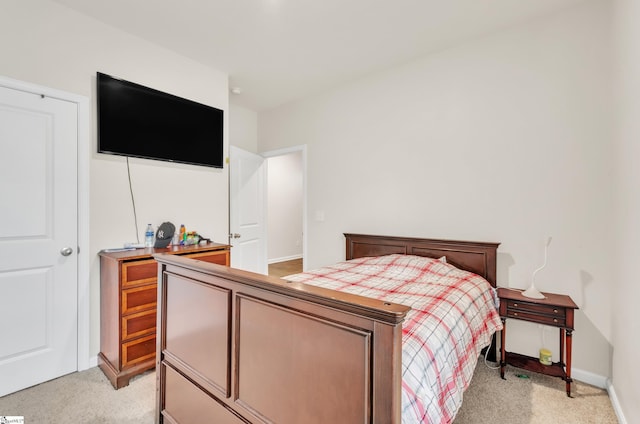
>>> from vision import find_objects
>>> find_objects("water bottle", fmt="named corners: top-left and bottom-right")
top-left (145, 224), bottom-right (154, 248)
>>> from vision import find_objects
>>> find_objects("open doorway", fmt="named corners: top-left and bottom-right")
top-left (263, 146), bottom-right (306, 277)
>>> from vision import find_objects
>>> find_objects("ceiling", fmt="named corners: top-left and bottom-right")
top-left (53, 0), bottom-right (587, 111)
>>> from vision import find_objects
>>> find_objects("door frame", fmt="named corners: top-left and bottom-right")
top-left (0, 75), bottom-right (91, 371)
top-left (261, 145), bottom-right (308, 272)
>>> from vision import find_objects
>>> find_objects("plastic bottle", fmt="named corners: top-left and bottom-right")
top-left (145, 224), bottom-right (154, 248)
top-left (179, 224), bottom-right (186, 245)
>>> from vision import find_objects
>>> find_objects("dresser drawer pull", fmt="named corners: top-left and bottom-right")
top-left (513, 312), bottom-right (518, 316)
top-left (513, 303), bottom-right (518, 308)
top-left (554, 309), bottom-right (558, 314)
top-left (553, 318), bottom-right (558, 323)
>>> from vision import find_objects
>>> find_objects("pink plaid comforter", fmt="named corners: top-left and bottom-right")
top-left (286, 254), bottom-right (503, 424)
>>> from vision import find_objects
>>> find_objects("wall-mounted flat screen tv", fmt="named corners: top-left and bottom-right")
top-left (97, 72), bottom-right (224, 168)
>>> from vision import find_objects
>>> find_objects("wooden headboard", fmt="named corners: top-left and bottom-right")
top-left (345, 233), bottom-right (500, 287)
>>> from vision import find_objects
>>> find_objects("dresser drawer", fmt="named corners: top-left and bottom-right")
top-left (122, 259), bottom-right (157, 288)
top-left (183, 250), bottom-right (229, 266)
top-left (506, 300), bottom-right (566, 318)
top-left (505, 309), bottom-right (566, 327)
top-left (122, 284), bottom-right (157, 314)
top-left (122, 309), bottom-right (157, 340)
top-left (122, 334), bottom-right (156, 368)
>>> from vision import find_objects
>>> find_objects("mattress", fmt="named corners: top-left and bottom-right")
top-left (286, 253), bottom-right (503, 424)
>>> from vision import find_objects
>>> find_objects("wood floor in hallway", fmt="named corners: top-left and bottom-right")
top-left (268, 258), bottom-right (303, 278)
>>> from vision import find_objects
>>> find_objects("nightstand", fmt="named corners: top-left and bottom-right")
top-left (497, 288), bottom-right (579, 397)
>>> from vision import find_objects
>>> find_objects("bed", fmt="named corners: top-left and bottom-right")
top-left (154, 233), bottom-right (501, 424)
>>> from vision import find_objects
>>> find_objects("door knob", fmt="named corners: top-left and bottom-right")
top-left (60, 247), bottom-right (73, 256)
top-left (229, 233), bottom-right (241, 239)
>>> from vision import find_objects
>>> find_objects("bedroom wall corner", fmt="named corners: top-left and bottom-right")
top-left (258, 0), bottom-right (613, 381)
top-left (611, 0), bottom-right (640, 422)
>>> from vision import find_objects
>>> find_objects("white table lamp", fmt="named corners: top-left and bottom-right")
top-left (522, 236), bottom-right (552, 299)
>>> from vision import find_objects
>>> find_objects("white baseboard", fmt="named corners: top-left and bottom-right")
top-left (572, 367), bottom-right (608, 389)
top-left (268, 254), bottom-right (303, 264)
top-left (572, 368), bottom-right (627, 424)
top-left (606, 380), bottom-right (628, 424)
top-left (88, 355), bottom-right (98, 369)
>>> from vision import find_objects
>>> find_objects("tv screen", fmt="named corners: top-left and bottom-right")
top-left (97, 72), bottom-right (224, 168)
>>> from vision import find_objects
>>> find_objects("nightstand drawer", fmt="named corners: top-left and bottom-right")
top-left (506, 300), bottom-right (566, 318)
top-left (505, 309), bottom-right (565, 327)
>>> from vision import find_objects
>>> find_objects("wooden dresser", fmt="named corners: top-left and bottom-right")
top-left (98, 242), bottom-right (230, 389)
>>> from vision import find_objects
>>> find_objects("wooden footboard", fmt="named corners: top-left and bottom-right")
top-left (154, 254), bottom-right (410, 424)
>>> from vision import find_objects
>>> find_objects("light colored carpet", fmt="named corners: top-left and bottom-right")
top-left (0, 360), bottom-right (617, 423)
top-left (455, 363), bottom-right (618, 423)
top-left (0, 367), bottom-right (155, 423)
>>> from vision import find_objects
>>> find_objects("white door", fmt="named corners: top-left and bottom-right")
top-left (0, 84), bottom-right (78, 396)
top-left (229, 146), bottom-right (268, 274)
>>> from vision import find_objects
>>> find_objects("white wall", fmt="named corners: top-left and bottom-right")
top-left (230, 104), bottom-right (258, 153)
top-left (612, 0), bottom-right (640, 422)
top-left (228, 105), bottom-right (302, 264)
top-left (260, 0), bottom-right (612, 380)
top-left (0, 0), bottom-right (229, 359)
top-left (267, 152), bottom-right (303, 262)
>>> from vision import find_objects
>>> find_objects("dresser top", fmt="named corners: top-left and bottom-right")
top-left (99, 242), bottom-right (230, 261)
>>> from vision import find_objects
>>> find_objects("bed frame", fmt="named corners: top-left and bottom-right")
top-left (154, 234), bottom-right (499, 424)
